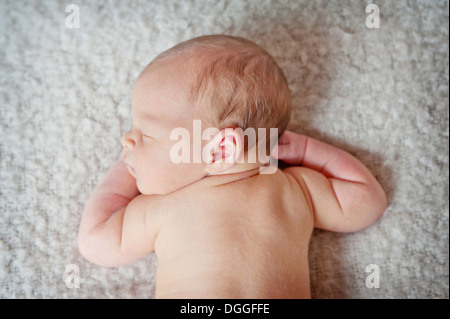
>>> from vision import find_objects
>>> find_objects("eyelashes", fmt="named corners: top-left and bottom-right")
top-left (142, 134), bottom-right (153, 141)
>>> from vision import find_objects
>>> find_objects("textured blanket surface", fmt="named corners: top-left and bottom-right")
top-left (0, 0), bottom-right (448, 298)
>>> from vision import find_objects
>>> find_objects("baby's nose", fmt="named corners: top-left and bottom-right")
top-left (121, 131), bottom-right (136, 151)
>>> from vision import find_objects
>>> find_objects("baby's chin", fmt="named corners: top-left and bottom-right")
top-left (136, 179), bottom-right (178, 196)
top-left (135, 168), bottom-right (208, 195)
top-left (136, 181), bottom-right (161, 196)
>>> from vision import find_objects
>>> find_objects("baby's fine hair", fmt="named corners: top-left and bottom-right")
top-left (153, 34), bottom-right (291, 152)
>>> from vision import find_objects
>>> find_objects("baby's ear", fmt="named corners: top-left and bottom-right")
top-left (203, 128), bottom-right (243, 174)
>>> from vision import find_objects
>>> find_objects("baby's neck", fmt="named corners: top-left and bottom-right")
top-left (203, 162), bottom-right (266, 187)
top-left (207, 161), bottom-right (263, 176)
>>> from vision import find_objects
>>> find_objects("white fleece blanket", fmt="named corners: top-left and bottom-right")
top-left (0, 0), bottom-right (448, 299)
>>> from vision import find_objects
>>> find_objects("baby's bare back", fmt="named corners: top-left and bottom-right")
top-left (151, 169), bottom-right (314, 298)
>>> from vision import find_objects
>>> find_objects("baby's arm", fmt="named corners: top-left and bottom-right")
top-left (78, 155), bottom-right (158, 267)
top-left (274, 130), bottom-right (387, 232)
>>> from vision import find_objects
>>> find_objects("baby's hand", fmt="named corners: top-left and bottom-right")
top-left (271, 130), bottom-right (307, 166)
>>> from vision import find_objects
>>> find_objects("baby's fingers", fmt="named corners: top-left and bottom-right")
top-left (277, 130), bottom-right (296, 145)
top-left (271, 143), bottom-right (302, 165)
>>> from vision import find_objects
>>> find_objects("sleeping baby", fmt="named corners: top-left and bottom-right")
top-left (78, 34), bottom-right (387, 298)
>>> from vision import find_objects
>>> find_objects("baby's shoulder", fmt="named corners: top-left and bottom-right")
top-left (236, 168), bottom-right (304, 202)
top-left (260, 167), bottom-right (301, 188)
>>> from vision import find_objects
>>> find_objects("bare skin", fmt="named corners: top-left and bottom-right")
top-left (151, 166), bottom-right (314, 298)
top-left (78, 54), bottom-right (387, 299)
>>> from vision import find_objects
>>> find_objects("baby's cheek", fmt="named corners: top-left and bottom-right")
top-left (145, 155), bottom-right (168, 181)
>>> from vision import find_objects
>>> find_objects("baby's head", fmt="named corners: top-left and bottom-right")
top-left (121, 34), bottom-right (291, 195)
